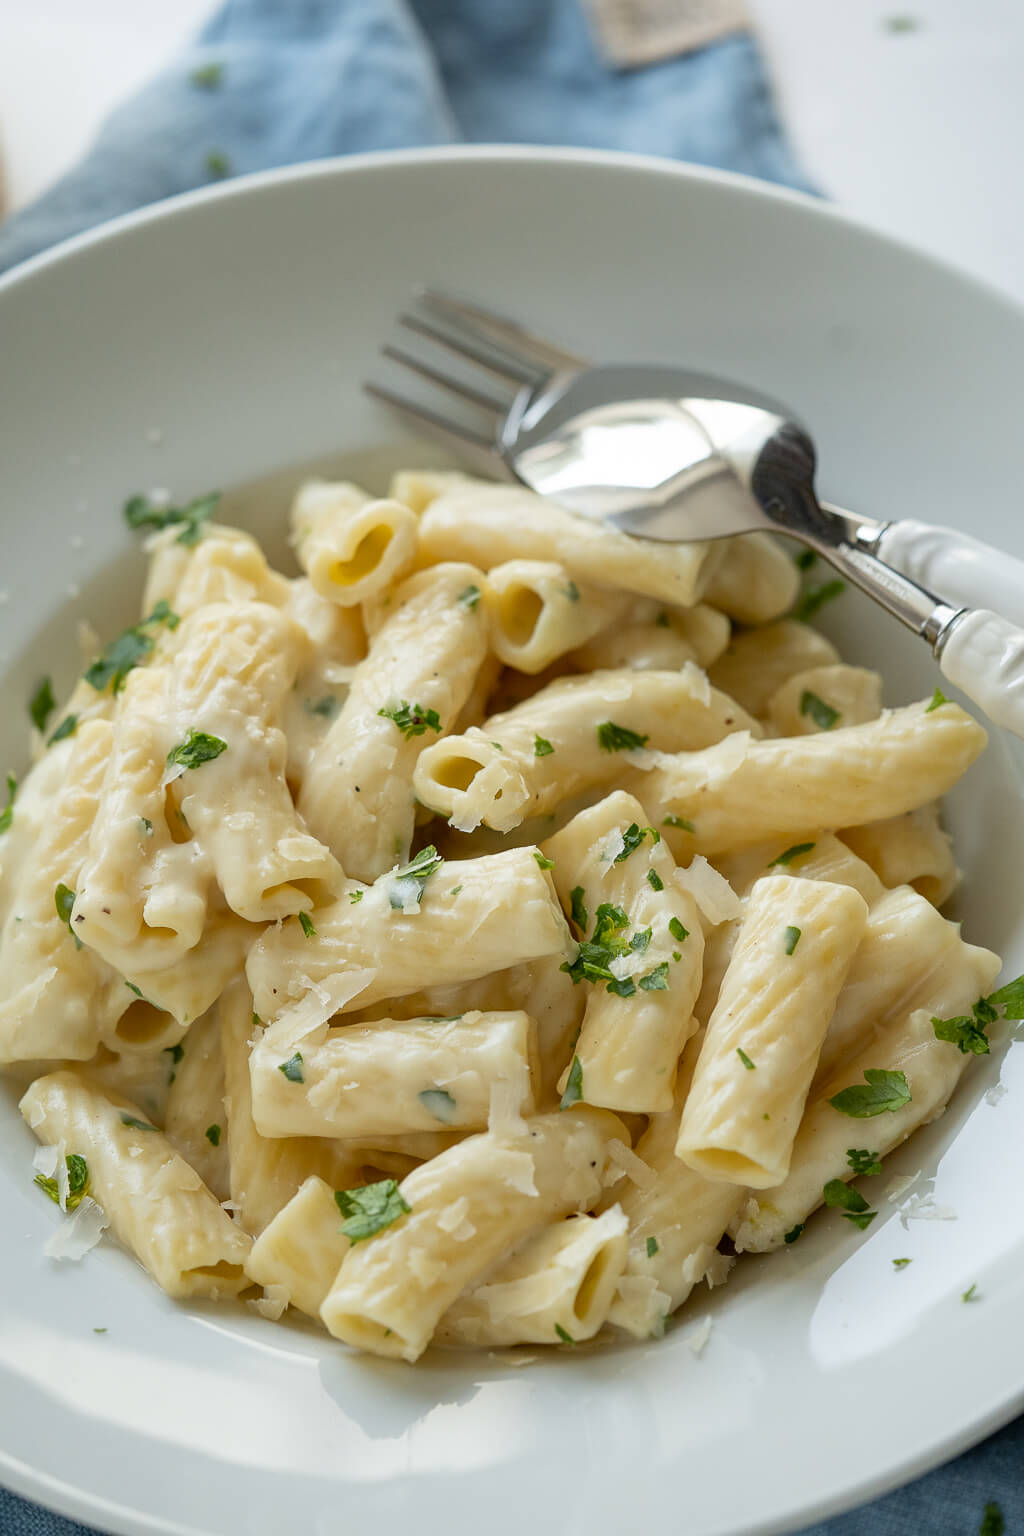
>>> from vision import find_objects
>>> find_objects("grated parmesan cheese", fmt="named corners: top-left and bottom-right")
top-left (437, 1196), bottom-right (476, 1242)
top-left (680, 661), bottom-right (712, 706)
top-left (900, 1193), bottom-right (956, 1225)
top-left (249, 1284), bottom-right (290, 1321)
top-left (673, 857), bottom-right (741, 924)
top-left (613, 1274), bottom-right (671, 1338)
top-left (32, 1144), bottom-right (58, 1178)
top-left (488, 1147), bottom-right (538, 1197)
top-left (985, 1082), bottom-right (1007, 1107)
top-left (606, 1138), bottom-right (658, 1192)
top-left (685, 1316), bottom-right (713, 1356)
top-left (488, 1072), bottom-right (529, 1139)
top-left (44, 1196), bottom-right (109, 1261)
top-left (885, 1170), bottom-right (922, 1204)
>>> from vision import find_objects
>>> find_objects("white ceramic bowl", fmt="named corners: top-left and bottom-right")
top-left (2, 148), bottom-right (1023, 1536)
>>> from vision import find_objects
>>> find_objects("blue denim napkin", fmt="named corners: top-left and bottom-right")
top-left (0, 3), bottom-right (1018, 1535)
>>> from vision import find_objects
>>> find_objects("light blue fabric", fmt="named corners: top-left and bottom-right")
top-left (0, 3), bottom-right (1016, 1535)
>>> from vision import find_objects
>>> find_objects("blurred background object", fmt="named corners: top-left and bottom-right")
top-left (0, 0), bottom-right (1023, 297)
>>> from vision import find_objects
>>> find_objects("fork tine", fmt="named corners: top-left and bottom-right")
top-left (398, 311), bottom-right (541, 386)
top-left (363, 381), bottom-right (505, 476)
top-left (380, 343), bottom-right (513, 416)
top-left (419, 287), bottom-right (587, 372)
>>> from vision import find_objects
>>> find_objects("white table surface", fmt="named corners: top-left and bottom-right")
top-left (0, 0), bottom-right (1022, 304)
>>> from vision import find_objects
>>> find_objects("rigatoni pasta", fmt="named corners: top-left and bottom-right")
top-left (3, 464), bottom-right (1014, 1367)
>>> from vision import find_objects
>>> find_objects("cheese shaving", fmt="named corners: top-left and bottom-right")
top-left (673, 857), bottom-right (741, 924)
top-left (685, 1315), bottom-right (713, 1356)
top-left (885, 1170), bottom-right (922, 1204)
top-left (249, 1284), bottom-right (290, 1321)
top-left (613, 1274), bottom-right (671, 1337)
top-left (44, 1196), bottom-right (109, 1261)
top-left (680, 661), bottom-right (712, 706)
top-left (606, 1138), bottom-right (657, 1191)
top-left (900, 1193), bottom-right (957, 1225)
top-left (488, 1073), bottom-right (529, 1138)
top-left (437, 1196), bottom-right (476, 1241)
top-left (985, 1082), bottom-right (1007, 1107)
top-left (408, 1248), bottom-right (446, 1287)
top-left (488, 1146), bottom-right (537, 1197)
top-left (32, 1144), bottom-right (59, 1178)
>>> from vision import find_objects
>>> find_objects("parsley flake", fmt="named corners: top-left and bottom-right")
top-left (562, 581), bottom-right (580, 603)
top-left (205, 149), bottom-right (231, 179)
top-left (457, 584), bottom-right (482, 610)
top-left (298, 911), bottom-right (316, 939)
top-left (29, 677), bottom-right (55, 733)
top-left (335, 1179), bottom-right (410, 1243)
top-left (962, 1283), bottom-right (979, 1303)
top-left (205, 1124), bottom-right (222, 1146)
top-left (569, 886), bottom-right (588, 931)
top-left (534, 734), bottom-right (555, 758)
top-left (278, 1053), bottom-right (304, 1083)
top-left (829, 1068), bottom-right (911, 1118)
top-left (388, 845), bottom-right (443, 908)
top-left (663, 815), bottom-right (695, 832)
top-left (562, 902), bottom-right (630, 986)
top-left (980, 1504), bottom-right (1004, 1536)
top-left (630, 927), bottom-right (652, 954)
top-left (349, 890), bottom-right (364, 904)
top-left (668, 917), bottom-right (689, 944)
top-left (737, 1048), bottom-right (756, 1071)
top-left (166, 730), bottom-right (227, 771)
top-left (784, 925), bottom-right (802, 955)
top-left (560, 1054), bottom-right (584, 1109)
top-left (932, 1011), bottom-right (990, 1055)
top-left (989, 972), bottom-right (1024, 1017)
top-left (306, 696), bottom-right (337, 719)
top-left (48, 714), bottom-right (78, 745)
top-left (378, 700), bottom-right (442, 739)
top-left (823, 1179), bottom-right (877, 1229)
top-left (0, 773), bottom-right (15, 834)
top-left (793, 579), bottom-right (845, 623)
top-left (190, 61), bottom-right (223, 88)
top-left (615, 823), bottom-right (659, 862)
top-left (534, 851), bottom-right (555, 870)
top-left (54, 883), bottom-right (82, 949)
top-left (794, 549), bottom-right (817, 571)
top-left (597, 721), bottom-right (649, 753)
top-left (784, 1224), bottom-right (804, 1245)
top-left (769, 842), bottom-right (815, 867)
top-left (639, 962), bottom-right (669, 991)
top-left (800, 690), bottom-right (840, 731)
top-left (418, 1088), bottom-right (456, 1123)
top-left (120, 1114), bottom-right (158, 1132)
top-left (893, 1257), bottom-right (912, 1269)
top-left (554, 1323), bottom-right (576, 1344)
top-left (123, 490), bottom-right (219, 546)
top-left (646, 1236), bottom-right (659, 1258)
top-left (846, 1148), bottom-right (882, 1176)
top-left (926, 687), bottom-right (949, 713)
top-left (647, 869), bottom-right (664, 892)
top-left (84, 601), bottom-right (180, 694)
top-left (34, 1153), bottom-right (89, 1210)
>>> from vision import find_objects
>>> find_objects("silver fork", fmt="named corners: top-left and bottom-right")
top-left (366, 288), bottom-right (1024, 738)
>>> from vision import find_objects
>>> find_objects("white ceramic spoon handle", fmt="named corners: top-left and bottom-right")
top-left (878, 520), bottom-right (1024, 627)
top-left (939, 610), bottom-right (1024, 738)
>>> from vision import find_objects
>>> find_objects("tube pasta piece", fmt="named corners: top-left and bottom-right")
top-left (163, 1009), bottom-right (229, 1201)
top-left (388, 468), bottom-right (476, 515)
top-left (604, 1047), bottom-right (745, 1338)
top-left (20, 1070), bottom-right (252, 1298)
top-left (676, 876), bottom-right (868, 1188)
top-left (298, 562), bottom-right (490, 880)
top-left (0, 734), bottom-right (77, 932)
top-left (840, 803), bottom-right (958, 908)
top-left (414, 666), bottom-right (760, 835)
top-left (483, 561), bottom-right (628, 674)
top-left (570, 603), bottom-right (730, 674)
top-left (290, 481), bottom-right (418, 608)
top-left (708, 619), bottom-right (840, 717)
top-left (700, 533), bottom-right (800, 624)
top-left (0, 721), bottom-right (135, 1066)
top-left (320, 1106), bottom-right (625, 1361)
top-left (247, 845), bottom-right (570, 1024)
top-left (280, 578), bottom-right (367, 791)
top-left (143, 523), bottom-right (290, 621)
top-left (115, 909), bottom-right (252, 1042)
top-left (813, 884), bottom-right (992, 1088)
top-left (629, 701), bottom-right (988, 861)
top-left (250, 1009), bottom-right (538, 1140)
top-left (766, 664), bottom-right (883, 736)
top-left (220, 980), bottom-right (363, 1236)
top-left (418, 482), bottom-right (714, 608)
top-left (730, 946), bottom-right (1001, 1254)
top-left (438, 1208), bottom-right (629, 1348)
top-left (246, 1174), bottom-right (349, 1319)
top-left (543, 791), bottom-right (704, 1112)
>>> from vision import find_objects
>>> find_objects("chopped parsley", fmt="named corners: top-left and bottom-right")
top-left (278, 1053), bottom-right (304, 1083)
top-left (892, 1257), bottom-right (912, 1269)
top-left (166, 730), bottom-right (227, 772)
top-left (769, 842), bottom-right (815, 867)
top-left (846, 1148), bottom-right (882, 1176)
top-left (799, 690), bottom-right (840, 731)
top-left (784, 925), bottom-right (802, 955)
top-left (829, 1068), bottom-right (911, 1118)
top-left (306, 696), bottom-right (337, 719)
top-left (554, 1323), bottom-right (576, 1344)
top-left (190, 61), bottom-right (223, 88)
top-left (120, 1114), bottom-right (158, 1132)
top-left (335, 1179), bottom-right (410, 1243)
top-left (534, 734), bottom-right (555, 757)
top-left (84, 601), bottom-right (180, 693)
top-left (388, 845), bottom-right (443, 908)
top-left (48, 714), bottom-right (78, 745)
top-left (251, 1011), bottom-right (262, 1030)
top-left (418, 1088), bottom-right (456, 1123)
top-left (349, 890), bottom-right (364, 904)
top-left (457, 584), bottom-right (482, 610)
top-left (139, 816), bottom-right (153, 835)
top-left (647, 869), bottom-right (664, 892)
top-left (597, 721), bottom-right (649, 753)
top-left (654, 610), bottom-right (670, 628)
top-left (646, 1236), bottom-right (659, 1258)
top-left (793, 579), bottom-right (845, 623)
top-left (962, 1283), bottom-right (979, 1303)
top-left (534, 850), bottom-right (555, 871)
top-left (794, 549), bottom-right (816, 571)
top-left (448, 884), bottom-right (463, 897)
top-left (377, 700), bottom-right (442, 738)
top-left (980, 1504), bottom-right (1004, 1536)
top-left (560, 1054), bottom-right (584, 1109)
top-left (569, 886), bottom-right (588, 931)
top-left (668, 917), bottom-right (689, 943)
top-left (823, 1179), bottom-right (877, 1229)
top-left (925, 687), bottom-right (949, 713)
top-left (989, 971), bottom-right (1024, 1017)
top-left (615, 823), bottom-right (659, 862)
top-left (54, 883), bottom-right (82, 948)
top-left (933, 973), bottom-right (1024, 1055)
top-left (205, 1124), bottom-right (222, 1146)
top-left (35, 1153), bottom-right (89, 1210)
top-left (298, 911), bottom-right (316, 938)
top-left (629, 927), bottom-right (652, 954)
top-left (639, 962), bottom-right (669, 991)
top-left (29, 677), bottom-right (55, 733)
top-left (784, 1224), bottom-right (804, 1245)
top-left (562, 581), bottom-right (580, 603)
top-left (562, 902), bottom-right (629, 985)
top-left (737, 1048), bottom-right (756, 1071)
top-left (123, 490), bottom-right (219, 546)
top-left (663, 815), bottom-right (695, 832)
top-left (205, 149), bottom-right (231, 179)
top-left (0, 773), bottom-right (15, 834)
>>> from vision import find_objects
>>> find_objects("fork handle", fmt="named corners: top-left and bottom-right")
top-left (876, 519), bottom-right (1024, 628)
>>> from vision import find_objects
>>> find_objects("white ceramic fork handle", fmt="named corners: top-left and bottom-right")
top-left (878, 520), bottom-right (1024, 628)
top-left (939, 610), bottom-right (1024, 737)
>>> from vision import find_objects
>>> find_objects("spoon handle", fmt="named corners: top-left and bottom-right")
top-left (938, 611), bottom-right (1024, 739)
top-left (875, 520), bottom-right (1024, 628)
